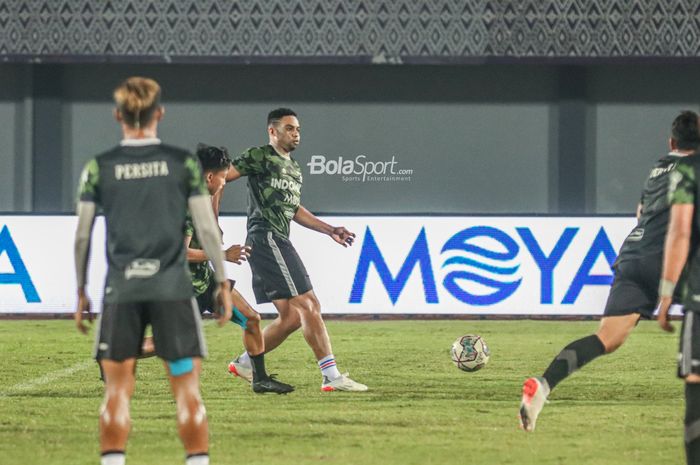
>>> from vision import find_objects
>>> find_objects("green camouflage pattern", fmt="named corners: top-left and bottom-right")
top-left (185, 155), bottom-right (209, 197)
top-left (77, 158), bottom-right (100, 203)
top-left (184, 213), bottom-right (213, 297)
top-left (669, 161), bottom-right (696, 205)
top-left (232, 145), bottom-right (302, 238)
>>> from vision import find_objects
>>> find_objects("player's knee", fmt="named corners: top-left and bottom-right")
top-left (295, 295), bottom-right (321, 316)
top-left (248, 310), bottom-right (262, 325)
top-left (100, 390), bottom-right (131, 430)
top-left (176, 390), bottom-right (206, 427)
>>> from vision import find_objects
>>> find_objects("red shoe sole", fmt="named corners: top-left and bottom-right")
top-left (522, 378), bottom-right (538, 401)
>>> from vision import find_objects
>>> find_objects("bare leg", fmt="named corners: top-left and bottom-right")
top-left (288, 290), bottom-right (333, 360)
top-left (596, 313), bottom-right (641, 353)
top-left (99, 359), bottom-right (136, 452)
top-left (230, 288), bottom-right (263, 355)
top-left (166, 358), bottom-right (208, 456)
top-left (261, 298), bottom-right (302, 354)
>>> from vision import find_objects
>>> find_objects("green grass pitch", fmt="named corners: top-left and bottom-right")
top-left (0, 319), bottom-right (685, 465)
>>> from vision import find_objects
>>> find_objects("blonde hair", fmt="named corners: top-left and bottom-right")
top-left (113, 77), bottom-right (161, 129)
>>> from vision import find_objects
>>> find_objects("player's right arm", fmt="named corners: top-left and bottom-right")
top-left (227, 147), bottom-right (265, 183)
top-left (225, 165), bottom-right (243, 182)
top-left (658, 162), bottom-right (696, 332)
top-left (74, 159), bottom-right (99, 335)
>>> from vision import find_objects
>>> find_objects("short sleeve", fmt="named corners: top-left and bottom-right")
top-left (77, 158), bottom-right (100, 204)
top-left (668, 162), bottom-right (696, 205)
top-left (184, 154), bottom-right (209, 198)
top-left (231, 147), bottom-right (265, 176)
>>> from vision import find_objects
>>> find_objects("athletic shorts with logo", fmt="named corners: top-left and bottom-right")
top-left (246, 231), bottom-right (312, 304)
top-left (678, 311), bottom-right (700, 378)
top-left (604, 255), bottom-right (679, 319)
top-left (94, 299), bottom-right (207, 362)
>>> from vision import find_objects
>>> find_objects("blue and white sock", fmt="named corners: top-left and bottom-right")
top-left (318, 354), bottom-right (341, 381)
top-left (101, 451), bottom-right (125, 465)
top-left (186, 453), bottom-right (209, 465)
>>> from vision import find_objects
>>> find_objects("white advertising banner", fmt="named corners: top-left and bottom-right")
top-left (0, 215), bottom-right (677, 316)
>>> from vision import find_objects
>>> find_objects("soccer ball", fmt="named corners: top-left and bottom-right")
top-left (451, 335), bottom-right (490, 372)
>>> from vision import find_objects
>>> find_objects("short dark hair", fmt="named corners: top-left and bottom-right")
top-left (267, 108), bottom-right (297, 127)
top-left (672, 111), bottom-right (700, 150)
top-left (195, 143), bottom-right (231, 173)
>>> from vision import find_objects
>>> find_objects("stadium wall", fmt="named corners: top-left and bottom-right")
top-left (1, 214), bottom-right (683, 317)
top-left (1, 63), bottom-right (700, 215)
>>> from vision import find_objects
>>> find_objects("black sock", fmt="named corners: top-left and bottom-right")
top-left (686, 383), bottom-right (700, 465)
top-left (250, 352), bottom-right (268, 382)
top-left (542, 334), bottom-right (606, 391)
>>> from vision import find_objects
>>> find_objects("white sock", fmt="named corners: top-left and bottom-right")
top-left (186, 454), bottom-right (209, 465)
top-left (238, 351), bottom-right (251, 366)
top-left (318, 354), bottom-right (341, 381)
top-left (101, 452), bottom-right (125, 465)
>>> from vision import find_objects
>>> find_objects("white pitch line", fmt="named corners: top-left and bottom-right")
top-left (0, 359), bottom-right (94, 399)
top-left (0, 319), bottom-right (216, 399)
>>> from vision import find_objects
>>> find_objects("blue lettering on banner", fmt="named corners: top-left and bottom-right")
top-left (0, 225), bottom-right (41, 303)
top-left (349, 227), bottom-right (438, 304)
top-left (441, 226), bottom-right (522, 306)
top-left (350, 224), bottom-right (619, 308)
top-left (562, 227), bottom-right (616, 304)
top-left (517, 227), bottom-right (578, 304)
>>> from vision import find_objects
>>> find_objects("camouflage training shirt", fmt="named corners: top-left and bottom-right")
top-left (184, 213), bottom-right (214, 297)
top-left (77, 141), bottom-right (208, 303)
top-left (668, 154), bottom-right (700, 311)
top-left (232, 144), bottom-right (302, 238)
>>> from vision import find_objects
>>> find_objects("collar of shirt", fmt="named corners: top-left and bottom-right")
top-left (120, 138), bottom-right (162, 147)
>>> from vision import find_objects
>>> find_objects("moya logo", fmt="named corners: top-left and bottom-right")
top-left (349, 225), bottom-right (616, 306)
top-left (0, 225), bottom-right (41, 302)
top-left (441, 226), bottom-right (522, 306)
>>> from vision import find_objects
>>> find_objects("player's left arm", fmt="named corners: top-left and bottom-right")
top-left (293, 205), bottom-right (355, 247)
top-left (74, 159), bottom-right (101, 334)
top-left (74, 200), bottom-right (96, 335)
top-left (659, 163), bottom-right (696, 332)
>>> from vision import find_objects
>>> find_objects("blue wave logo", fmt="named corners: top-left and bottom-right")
top-left (441, 226), bottom-right (521, 305)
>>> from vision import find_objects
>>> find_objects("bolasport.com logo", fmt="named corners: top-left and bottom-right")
top-left (307, 155), bottom-right (414, 182)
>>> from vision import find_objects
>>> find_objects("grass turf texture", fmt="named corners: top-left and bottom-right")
top-left (0, 320), bottom-right (685, 465)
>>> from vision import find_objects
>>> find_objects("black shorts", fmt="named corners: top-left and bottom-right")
top-left (196, 278), bottom-right (248, 328)
top-left (247, 231), bottom-right (313, 304)
top-left (196, 278), bottom-right (236, 314)
top-left (94, 299), bottom-right (207, 362)
top-left (604, 257), bottom-right (663, 319)
top-left (679, 311), bottom-right (700, 378)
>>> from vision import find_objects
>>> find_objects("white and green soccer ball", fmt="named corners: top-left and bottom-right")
top-left (451, 335), bottom-right (490, 372)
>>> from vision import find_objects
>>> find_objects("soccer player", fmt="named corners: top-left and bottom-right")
top-left (658, 134), bottom-right (700, 465)
top-left (74, 77), bottom-right (231, 465)
top-left (224, 108), bottom-right (368, 392)
top-left (519, 111), bottom-right (700, 432)
top-left (177, 143), bottom-right (293, 394)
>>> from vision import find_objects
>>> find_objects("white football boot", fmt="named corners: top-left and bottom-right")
top-left (321, 373), bottom-right (368, 392)
top-left (228, 356), bottom-right (253, 383)
top-left (519, 377), bottom-right (550, 432)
